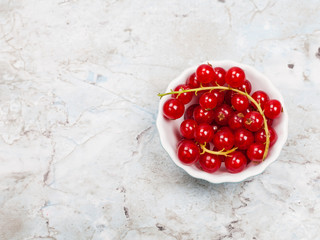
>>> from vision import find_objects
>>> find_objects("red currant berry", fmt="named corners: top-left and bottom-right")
top-left (255, 127), bottom-right (278, 147)
top-left (199, 153), bottom-right (222, 173)
top-left (193, 106), bottom-right (214, 124)
top-left (247, 143), bottom-right (265, 162)
top-left (211, 89), bottom-right (225, 107)
top-left (172, 84), bottom-right (193, 105)
top-left (212, 67), bottom-right (226, 86)
top-left (237, 80), bottom-right (252, 94)
top-left (180, 119), bottom-right (197, 139)
top-left (186, 73), bottom-right (200, 88)
top-left (231, 94), bottom-right (249, 112)
top-left (234, 128), bottom-right (254, 150)
top-left (177, 140), bottom-right (200, 165)
top-left (267, 118), bottom-right (273, 127)
top-left (225, 67), bottom-right (245, 88)
top-left (212, 128), bottom-right (235, 151)
top-left (225, 151), bottom-right (247, 173)
top-left (224, 90), bottom-right (235, 105)
top-left (196, 64), bottom-right (214, 84)
top-left (264, 99), bottom-right (282, 119)
top-left (199, 92), bottom-right (218, 110)
top-left (163, 98), bottom-right (185, 120)
top-left (211, 122), bottom-right (219, 133)
top-left (244, 111), bottom-right (264, 132)
top-left (213, 104), bottom-right (233, 126)
top-left (184, 104), bottom-right (198, 120)
top-left (228, 112), bottom-right (244, 130)
top-left (251, 91), bottom-right (270, 109)
top-left (194, 123), bottom-right (214, 144)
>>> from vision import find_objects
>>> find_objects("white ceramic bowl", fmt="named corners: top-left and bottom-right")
top-left (156, 60), bottom-right (288, 183)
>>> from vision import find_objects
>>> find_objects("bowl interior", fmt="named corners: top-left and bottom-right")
top-left (157, 60), bottom-right (288, 183)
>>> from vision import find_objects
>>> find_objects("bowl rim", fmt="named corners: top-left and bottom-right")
top-left (156, 60), bottom-right (288, 183)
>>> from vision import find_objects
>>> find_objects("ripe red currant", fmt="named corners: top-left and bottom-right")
top-left (231, 94), bottom-right (249, 112)
top-left (213, 104), bottom-right (233, 126)
top-left (212, 128), bottom-right (235, 151)
top-left (251, 91), bottom-right (269, 109)
top-left (194, 123), bottom-right (214, 144)
top-left (177, 140), bottom-right (200, 165)
top-left (172, 84), bottom-right (193, 105)
top-left (224, 90), bottom-right (235, 105)
top-left (237, 80), bottom-right (252, 94)
top-left (234, 128), bottom-right (254, 150)
top-left (199, 92), bottom-right (218, 110)
top-left (244, 111), bottom-right (264, 132)
top-left (211, 89), bottom-right (225, 107)
top-left (163, 98), bottom-right (185, 120)
top-left (225, 151), bottom-right (247, 173)
top-left (199, 153), bottom-right (222, 173)
top-left (264, 99), bottom-right (282, 119)
top-left (255, 127), bottom-right (278, 147)
top-left (193, 106), bottom-right (214, 124)
top-left (212, 67), bottom-right (226, 86)
top-left (186, 73), bottom-right (200, 88)
top-left (184, 104), bottom-right (198, 120)
top-left (225, 67), bottom-right (245, 88)
top-left (180, 119), bottom-right (197, 139)
top-left (247, 143), bottom-right (265, 162)
top-left (228, 112), bottom-right (244, 130)
top-left (196, 64), bottom-right (214, 84)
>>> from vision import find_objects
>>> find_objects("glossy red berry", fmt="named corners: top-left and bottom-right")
top-left (199, 153), bottom-right (222, 173)
top-left (228, 112), bottom-right (244, 130)
top-left (172, 84), bottom-right (193, 105)
top-left (211, 89), bottom-right (225, 107)
top-left (186, 73), bottom-right (200, 88)
top-left (251, 91), bottom-right (269, 109)
top-left (180, 119), bottom-right (197, 139)
top-left (194, 123), bottom-right (214, 144)
top-left (255, 127), bottom-right (278, 147)
top-left (267, 118), bottom-right (273, 127)
top-left (211, 122), bottom-right (219, 133)
top-left (163, 98), bottom-right (185, 120)
top-left (264, 99), bottom-right (282, 119)
top-left (231, 94), bottom-right (249, 112)
top-left (244, 111), bottom-right (264, 132)
top-left (213, 104), bottom-right (233, 126)
top-left (193, 106), bottom-right (214, 124)
top-left (225, 67), bottom-right (245, 88)
top-left (234, 128), bottom-right (254, 150)
top-left (224, 90), bottom-right (235, 105)
top-left (177, 140), bottom-right (200, 165)
top-left (184, 104), bottom-right (198, 120)
top-left (237, 80), bottom-right (252, 94)
top-left (212, 128), bottom-right (235, 151)
top-left (225, 151), bottom-right (247, 173)
top-left (247, 143), bottom-right (265, 162)
top-left (199, 92), bottom-right (218, 110)
top-left (212, 67), bottom-right (226, 86)
top-left (196, 64), bottom-right (214, 84)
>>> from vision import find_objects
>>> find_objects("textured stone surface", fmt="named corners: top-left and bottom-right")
top-left (0, 0), bottom-right (319, 239)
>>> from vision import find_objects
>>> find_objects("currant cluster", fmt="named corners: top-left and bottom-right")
top-left (159, 63), bottom-right (283, 174)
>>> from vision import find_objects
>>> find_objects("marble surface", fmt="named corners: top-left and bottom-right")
top-left (0, 0), bottom-right (319, 239)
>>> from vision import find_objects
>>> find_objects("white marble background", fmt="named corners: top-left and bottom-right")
top-left (0, 0), bottom-right (319, 239)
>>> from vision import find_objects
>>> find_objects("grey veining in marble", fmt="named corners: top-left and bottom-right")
top-left (0, 0), bottom-right (320, 239)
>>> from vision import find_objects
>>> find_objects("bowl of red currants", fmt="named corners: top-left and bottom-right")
top-left (156, 60), bottom-right (288, 183)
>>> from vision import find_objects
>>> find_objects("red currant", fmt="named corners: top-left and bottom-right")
top-left (231, 94), bottom-right (249, 112)
top-left (244, 111), bottom-right (264, 132)
top-left (237, 80), bottom-right (252, 94)
top-left (193, 106), bottom-right (214, 124)
top-left (211, 122), bottom-right (219, 133)
top-left (163, 98), bottom-right (185, 120)
top-left (186, 73), bottom-right (200, 88)
top-left (199, 92), bottom-right (218, 110)
top-left (213, 104), bottom-right (233, 126)
top-left (196, 64), bottom-right (214, 84)
top-left (199, 153), bottom-right (222, 173)
top-left (212, 67), bottom-right (226, 86)
top-left (224, 90), bottom-right (235, 105)
top-left (180, 119), bottom-right (197, 139)
top-left (228, 112), bottom-right (244, 130)
top-left (212, 128), bottom-right (235, 151)
top-left (225, 151), bottom-right (247, 173)
top-left (211, 89), bottom-right (225, 107)
top-left (177, 140), bottom-right (200, 165)
top-left (184, 104), bottom-right (198, 120)
top-left (172, 84), bottom-right (193, 105)
top-left (255, 127), bottom-right (278, 147)
top-left (264, 99), bottom-right (282, 119)
top-left (225, 67), bottom-right (245, 88)
top-left (234, 128), bottom-right (254, 150)
top-left (194, 123), bottom-right (214, 144)
top-left (251, 91), bottom-right (269, 109)
top-left (247, 143), bottom-right (265, 162)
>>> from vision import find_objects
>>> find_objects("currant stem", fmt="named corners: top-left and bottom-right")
top-left (200, 144), bottom-right (238, 156)
top-left (158, 85), bottom-right (270, 160)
